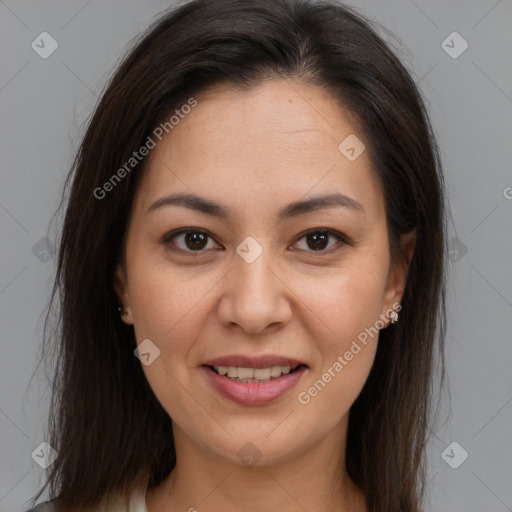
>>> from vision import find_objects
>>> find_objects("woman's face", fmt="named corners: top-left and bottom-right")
top-left (115, 78), bottom-right (410, 466)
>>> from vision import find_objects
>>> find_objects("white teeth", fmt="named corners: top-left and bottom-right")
top-left (281, 365), bottom-right (291, 375)
top-left (237, 367), bottom-right (254, 379)
top-left (270, 365), bottom-right (283, 377)
top-left (253, 368), bottom-right (271, 380)
top-left (213, 364), bottom-right (299, 381)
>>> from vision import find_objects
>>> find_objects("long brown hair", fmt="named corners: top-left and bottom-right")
top-left (29, 1), bottom-right (447, 510)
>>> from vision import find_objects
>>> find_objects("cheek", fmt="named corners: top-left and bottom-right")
top-left (292, 257), bottom-right (386, 401)
top-left (126, 255), bottom-right (224, 398)
top-left (296, 259), bottom-right (387, 343)
top-left (127, 251), bottom-right (209, 337)
top-left (127, 262), bottom-right (212, 421)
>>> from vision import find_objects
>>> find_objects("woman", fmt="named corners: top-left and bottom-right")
top-left (27, 0), bottom-right (446, 510)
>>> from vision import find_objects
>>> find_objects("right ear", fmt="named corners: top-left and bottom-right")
top-left (113, 263), bottom-right (134, 324)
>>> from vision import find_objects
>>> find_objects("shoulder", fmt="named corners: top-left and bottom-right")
top-left (25, 502), bottom-right (56, 512)
top-left (24, 484), bottom-right (147, 512)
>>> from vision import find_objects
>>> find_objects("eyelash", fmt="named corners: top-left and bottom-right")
top-left (161, 228), bottom-right (351, 256)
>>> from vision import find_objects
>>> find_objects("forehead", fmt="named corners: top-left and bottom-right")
top-left (133, 78), bottom-right (383, 223)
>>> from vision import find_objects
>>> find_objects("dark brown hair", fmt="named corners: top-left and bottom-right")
top-left (30, 0), bottom-right (446, 510)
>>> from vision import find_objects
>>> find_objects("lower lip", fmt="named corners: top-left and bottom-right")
top-left (202, 365), bottom-right (307, 405)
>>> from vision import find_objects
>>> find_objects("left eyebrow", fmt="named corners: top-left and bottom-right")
top-left (146, 192), bottom-right (364, 219)
top-left (278, 193), bottom-right (364, 219)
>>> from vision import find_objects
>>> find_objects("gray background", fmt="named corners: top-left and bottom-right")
top-left (1, 1), bottom-right (511, 511)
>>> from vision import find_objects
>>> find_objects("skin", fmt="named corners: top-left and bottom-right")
top-left (114, 78), bottom-right (415, 512)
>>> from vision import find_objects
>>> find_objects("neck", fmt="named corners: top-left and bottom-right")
top-left (146, 420), bottom-right (367, 512)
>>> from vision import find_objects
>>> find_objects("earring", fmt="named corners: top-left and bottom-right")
top-left (117, 305), bottom-right (125, 316)
top-left (389, 311), bottom-right (399, 324)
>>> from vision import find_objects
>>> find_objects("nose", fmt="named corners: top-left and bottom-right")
top-left (217, 243), bottom-right (292, 335)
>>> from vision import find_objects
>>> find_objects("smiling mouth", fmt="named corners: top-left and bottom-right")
top-left (205, 364), bottom-right (305, 383)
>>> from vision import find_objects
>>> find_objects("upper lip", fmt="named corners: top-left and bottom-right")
top-left (202, 354), bottom-right (307, 369)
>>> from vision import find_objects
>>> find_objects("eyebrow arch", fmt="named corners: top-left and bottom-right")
top-left (146, 192), bottom-right (364, 219)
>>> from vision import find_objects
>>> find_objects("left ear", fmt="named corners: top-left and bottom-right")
top-left (114, 263), bottom-right (134, 325)
top-left (381, 229), bottom-right (417, 318)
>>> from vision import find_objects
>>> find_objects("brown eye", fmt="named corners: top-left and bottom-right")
top-left (184, 232), bottom-right (207, 250)
top-left (294, 229), bottom-right (347, 253)
top-left (164, 229), bottom-right (220, 252)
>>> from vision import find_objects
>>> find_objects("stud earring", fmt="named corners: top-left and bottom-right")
top-left (389, 311), bottom-right (399, 324)
top-left (117, 305), bottom-right (126, 316)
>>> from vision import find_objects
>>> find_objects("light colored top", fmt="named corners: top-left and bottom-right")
top-left (126, 486), bottom-right (148, 512)
top-left (28, 486), bottom-right (149, 512)
top-left (128, 489), bottom-right (148, 512)
top-left (101, 486), bottom-right (149, 512)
